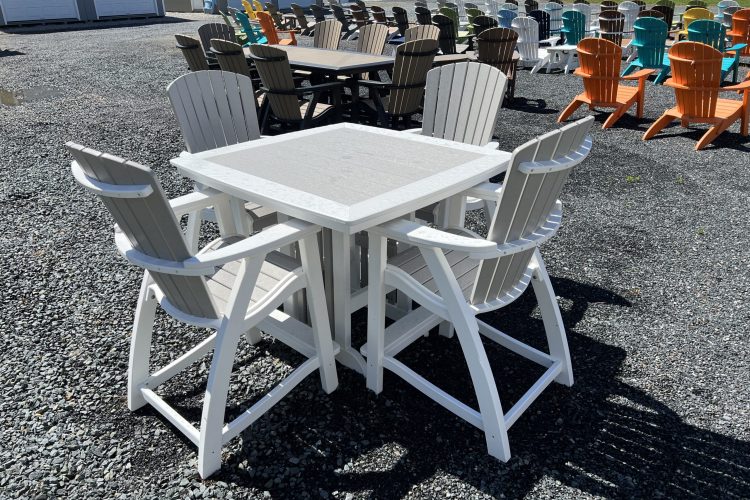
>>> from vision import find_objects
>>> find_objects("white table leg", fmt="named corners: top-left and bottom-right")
top-left (331, 230), bottom-right (366, 374)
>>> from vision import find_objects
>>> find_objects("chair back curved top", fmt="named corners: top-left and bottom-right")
top-left (477, 27), bottom-right (518, 78)
top-left (721, 6), bottom-right (739, 29)
top-left (248, 44), bottom-right (302, 122)
top-left (617, 1), bottom-right (640, 34)
top-left (404, 24), bottom-right (441, 42)
top-left (387, 39), bottom-right (439, 116)
top-left (313, 19), bottom-right (343, 49)
top-left (598, 11), bottom-right (625, 46)
top-left (498, 2), bottom-right (517, 11)
top-left (717, 0), bottom-right (739, 22)
top-left (576, 38), bottom-right (622, 106)
top-left (392, 6), bottom-right (412, 35)
top-left (175, 34), bottom-right (209, 72)
top-left (560, 10), bottom-right (585, 45)
top-left (681, 7), bottom-right (714, 35)
top-left (511, 16), bottom-right (540, 61)
top-left (371, 6), bottom-right (389, 24)
top-left (637, 9), bottom-right (663, 19)
top-left (210, 39), bottom-right (252, 78)
top-left (357, 23), bottom-right (390, 53)
top-left (600, 0), bottom-right (618, 12)
top-left (524, 0), bottom-right (538, 13)
top-left (630, 16), bottom-right (668, 69)
top-left (416, 6), bottom-right (433, 25)
top-left (527, 10), bottom-right (550, 40)
top-left (473, 14), bottom-right (499, 36)
top-left (198, 23), bottom-right (236, 56)
top-left (572, 3), bottom-right (591, 31)
top-left (666, 42), bottom-right (725, 120)
top-left (727, 8), bottom-right (750, 55)
top-left (498, 9), bottom-right (518, 28)
top-left (687, 19), bottom-right (728, 51)
top-left (167, 70), bottom-right (261, 154)
top-left (652, 4), bottom-right (673, 27)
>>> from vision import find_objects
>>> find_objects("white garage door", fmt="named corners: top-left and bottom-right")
top-left (94, 0), bottom-right (157, 17)
top-left (2, 0), bottom-right (79, 22)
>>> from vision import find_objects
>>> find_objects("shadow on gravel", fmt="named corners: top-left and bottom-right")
top-left (0, 16), bottom-right (193, 35)
top-left (642, 125), bottom-right (750, 152)
top-left (196, 277), bottom-right (750, 498)
top-left (509, 97), bottom-right (558, 115)
top-left (0, 49), bottom-right (24, 57)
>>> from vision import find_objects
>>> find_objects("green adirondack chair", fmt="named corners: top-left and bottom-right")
top-left (560, 10), bottom-right (586, 46)
top-left (687, 19), bottom-right (747, 82)
top-left (466, 7), bottom-right (485, 34)
top-left (621, 17), bottom-right (670, 84)
top-left (439, 7), bottom-right (469, 42)
top-left (235, 11), bottom-right (268, 45)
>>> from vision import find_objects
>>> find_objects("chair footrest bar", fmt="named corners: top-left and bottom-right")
top-left (260, 309), bottom-right (341, 359)
top-left (222, 357), bottom-right (320, 443)
top-left (141, 388), bottom-right (201, 446)
top-left (503, 360), bottom-right (562, 429)
top-left (383, 356), bottom-right (484, 430)
top-left (360, 306), bottom-right (443, 359)
top-left (146, 333), bottom-right (217, 389)
top-left (477, 320), bottom-right (554, 368)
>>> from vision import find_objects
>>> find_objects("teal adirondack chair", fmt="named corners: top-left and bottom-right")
top-left (687, 19), bottom-right (747, 82)
top-left (560, 10), bottom-right (586, 46)
top-left (235, 11), bottom-right (268, 45)
top-left (621, 17), bottom-right (670, 84)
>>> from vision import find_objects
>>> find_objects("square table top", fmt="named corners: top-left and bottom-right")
top-left (244, 45), bottom-right (395, 75)
top-left (172, 123), bottom-right (511, 234)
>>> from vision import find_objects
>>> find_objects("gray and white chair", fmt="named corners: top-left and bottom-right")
top-left (68, 143), bottom-right (338, 479)
top-left (362, 116), bottom-right (594, 465)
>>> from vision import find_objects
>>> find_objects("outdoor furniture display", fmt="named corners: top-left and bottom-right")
top-left (235, 11), bottom-right (268, 45)
top-left (361, 116), bottom-right (593, 467)
top-left (291, 3), bottom-right (314, 35)
top-left (687, 19), bottom-right (746, 82)
top-left (359, 39), bottom-right (439, 128)
top-left (257, 11), bottom-right (297, 46)
top-left (476, 27), bottom-right (518, 100)
top-left (313, 19), bottom-right (343, 50)
top-left (527, 10), bottom-right (559, 45)
top-left (617, 1), bottom-right (640, 37)
top-left (175, 34), bottom-right (211, 71)
top-left (674, 7), bottom-right (713, 40)
top-left (727, 9), bottom-right (750, 56)
top-left (512, 17), bottom-right (548, 68)
top-left (644, 42), bottom-right (750, 150)
top-left (404, 24), bottom-right (441, 42)
top-left (198, 23), bottom-right (236, 61)
top-left (621, 17), bottom-right (670, 84)
top-left (68, 143), bottom-right (339, 480)
top-left (598, 11), bottom-right (625, 46)
top-left (532, 10), bottom-right (584, 74)
top-left (248, 45), bottom-right (343, 131)
top-left (171, 123), bottom-right (513, 375)
top-left (167, 71), bottom-right (277, 246)
top-left (210, 39), bottom-right (253, 78)
top-left (559, 38), bottom-right (653, 128)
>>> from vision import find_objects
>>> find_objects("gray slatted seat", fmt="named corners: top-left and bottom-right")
top-left (248, 44), bottom-right (343, 132)
top-left (68, 142), bottom-right (338, 480)
top-left (476, 27), bottom-right (519, 101)
top-left (313, 19), bottom-right (343, 49)
top-left (360, 39), bottom-right (439, 128)
top-left (167, 71), bottom-right (277, 247)
top-left (175, 34), bottom-right (211, 71)
top-left (362, 116), bottom-right (595, 468)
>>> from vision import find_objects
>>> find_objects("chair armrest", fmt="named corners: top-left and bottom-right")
top-left (725, 43), bottom-right (747, 53)
top-left (185, 218), bottom-right (319, 270)
top-left (369, 219), bottom-right (498, 259)
top-left (169, 190), bottom-right (229, 218)
top-left (723, 80), bottom-right (750, 92)
top-left (622, 68), bottom-right (655, 81)
top-left (484, 141), bottom-right (499, 149)
top-left (262, 81), bottom-right (343, 96)
top-left (358, 79), bottom-right (390, 90)
top-left (462, 182), bottom-right (503, 201)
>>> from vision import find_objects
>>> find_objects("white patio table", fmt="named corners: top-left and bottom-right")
top-left (171, 123), bottom-right (511, 374)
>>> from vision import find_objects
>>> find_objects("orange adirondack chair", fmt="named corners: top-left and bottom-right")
top-left (257, 11), bottom-right (297, 45)
top-left (643, 42), bottom-right (750, 150)
top-left (727, 8), bottom-right (750, 56)
top-left (558, 38), bottom-right (654, 129)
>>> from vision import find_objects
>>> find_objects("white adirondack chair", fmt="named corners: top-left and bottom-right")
top-left (362, 116), bottom-right (594, 464)
top-left (572, 3), bottom-right (593, 32)
top-left (68, 143), bottom-right (338, 479)
top-left (512, 16), bottom-right (552, 68)
top-left (618, 1), bottom-right (639, 36)
top-left (544, 1), bottom-right (563, 34)
top-left (167, 71), bottom-right (277, 252)
top-left (716, 0), bottom-right (739, 23)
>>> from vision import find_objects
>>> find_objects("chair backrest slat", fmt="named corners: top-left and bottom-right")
top-left (405, 24), bottom-right (441, 42)
top-left (470, 117), bottom-right (594, 305)
top-left (422, 62), bottom-right (507, 146)
top-left (249, 44), bottom-right (302, 121)
top-left (314, 19), bottom-right (343, 49)
top-left (577, 38), bottom-right (621, 106)
top-left (512, 17), bottom-right (539, 61)
top-left (476, 27), bottom-right (518, 78)
top-left (598, 11), bottom-right (625, 45)
top-left (198, 23), bottom-right (236, 56)
top-left (631, 17), bottom-right (668, 69)
top-left (67, 143), bottom-right (220, 319)
top-left (388, 39), bottom-right (438, 116)
top-left (668, 42), bottom-right (722, 119)
top-left (688, 19), bottom-right (728, 51)
top-left (357, 23), bottom-right (390, 53)
top-left (211, 39), bottom-right (252, 78)
top-left (168, 71), bottom-right (261, 154)
top-left (175, 34), bottom-right (209, 71)
top-left (473, 14), bottom-right (499, 36)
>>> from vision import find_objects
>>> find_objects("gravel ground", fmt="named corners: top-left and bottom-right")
top-left (1, 11), bottom-right (749, 500)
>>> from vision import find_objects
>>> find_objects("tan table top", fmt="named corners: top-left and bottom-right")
top-left (244, 45), bottom-right (395, 75)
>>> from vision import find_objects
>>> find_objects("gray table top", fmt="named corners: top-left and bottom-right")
top-left (172, 123), bottom-right (511, 234)
top-left (244, 45), bottom-right (395, 74)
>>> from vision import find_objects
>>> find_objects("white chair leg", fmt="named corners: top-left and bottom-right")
top-left (128, 273), bottom-right (157, 411)
top-left (422, 248), bottom-right (511, 461)
top-left (299, 234), bottom-right (339, 394)
top-left (531, 54), bottom-right (549, 74)
top-left (245, 327), bottom-right (262, 345)
top-left (185, 212), bottom-right (202, 254)
top-left (530, 250), bottom-right (573, 386)
top-left (366, 233), bottom-right (387, 394)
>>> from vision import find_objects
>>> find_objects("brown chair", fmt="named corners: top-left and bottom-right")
top-left (476, 27), bottom-right (519, 101)
top-left (175, 34), bottom-right (210, 71)
top-left (652, 5), bottom-right (674, 29)
top-left (598, 11), bottom-right (625, 46)
top-left (311, 4), bottom-right (327, 23)
top-left (404, 24), bottom-right (440, 42)
top-left (472, 14), bottom-right (499, 37)
top-left (313, 19), bottom-right (343, 49)
top-left (638, 8), bottom-right (664, 19)
top-left (265, 2), bottom-right (289, 29)
top-left (600, 0), bottom-right (619, 12)
top-left (248, 44), bottom-right (343, 131)
top-left (210, 39), bottom-right (252, 78)
top-left (644, 42), bottom-right (750, 150)
top-left (559, 38), bottom-right (653, 128)
top-left (360, 39), bottom-right (439, 128)
top-left (370, 5), bottom-right (391, 24)
top-left (350, 5), bottom-right (370, 28)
